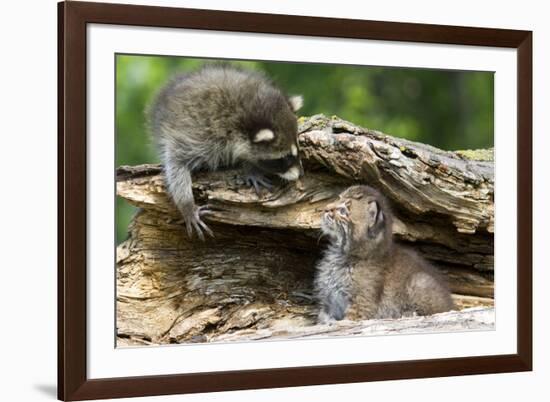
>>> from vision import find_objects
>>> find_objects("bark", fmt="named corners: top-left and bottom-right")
top-left (209, 307), bottom-right (495, 343)
top-left (116, 115), bottom-right (494, 346)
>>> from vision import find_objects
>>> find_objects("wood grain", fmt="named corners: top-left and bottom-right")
top-left (116, 115), bottom-right (495, 345)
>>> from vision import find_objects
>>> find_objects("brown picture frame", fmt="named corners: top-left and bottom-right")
top-left (58, 1), bottom-right (532, 400)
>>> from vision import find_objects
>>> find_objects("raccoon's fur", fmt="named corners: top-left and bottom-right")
top-left (148, 64), bottom-right (304, 239)
top-left (314, 185), bottom-right (455, 323)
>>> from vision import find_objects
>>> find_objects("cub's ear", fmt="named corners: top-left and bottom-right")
top-left (366, 200), bottom-right (384, 227)
top-left (366, 200), bottom-right (378, 225)
top-left (377, 210), bottom-right (385, 225)
top-left (288, 95), bottom-right (303, 112)
top-left (253, 128), bottom-right (275, 143)
top-left (366, 200), bottom-right (385, 238)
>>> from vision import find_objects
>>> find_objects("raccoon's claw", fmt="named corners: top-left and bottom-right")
top-left (184, 205), bottom-right (214, 241)
top-left (245, 174), bottom-right (274, 196)
top-left (197, 204), bottom-right (215, 216)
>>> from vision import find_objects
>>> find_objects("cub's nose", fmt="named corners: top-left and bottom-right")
top-left (324, 202), bottom-right (337, 216)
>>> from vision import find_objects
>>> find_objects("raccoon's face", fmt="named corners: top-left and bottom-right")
top-left (243, 94), bottom-right (304, 181)
top-left (253, 138), bottom-right (303, 181)
top-left (321, 186), bottom-right (392, 251)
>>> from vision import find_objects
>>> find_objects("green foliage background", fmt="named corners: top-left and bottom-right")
top-left (116, 54), bottom-right (494, 244)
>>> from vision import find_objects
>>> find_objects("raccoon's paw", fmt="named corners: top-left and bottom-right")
top-left (244, 173), bottom-right (274, 196)
top-left (183, 205), bottom-right (214, 241)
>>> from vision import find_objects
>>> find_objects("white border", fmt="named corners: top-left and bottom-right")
top-left (88, 24), bottom-right (517, 379)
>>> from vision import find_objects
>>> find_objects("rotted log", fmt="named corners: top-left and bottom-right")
top-left (116, 115), bottom-right (494, 346)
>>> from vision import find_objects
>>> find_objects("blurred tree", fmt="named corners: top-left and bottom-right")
top-left (116, 55), bottom-right (493, 243)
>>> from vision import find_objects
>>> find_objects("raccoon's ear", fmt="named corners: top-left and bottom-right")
top-left (253, 128), bottom-right (275, 143)
top-left (288, 95), bottom-right (303, 112)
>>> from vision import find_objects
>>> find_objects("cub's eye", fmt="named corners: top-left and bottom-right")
top-left (337, 207), bottom-right (348, 216)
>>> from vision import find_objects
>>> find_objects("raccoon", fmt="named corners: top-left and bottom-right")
top-left (314, 185), bottom-right (455, 324)
top-left (148, 64), bottom-right (304, 239)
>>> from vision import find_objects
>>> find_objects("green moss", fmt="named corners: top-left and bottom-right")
top-left (455, 148), bottom-right (494, 161)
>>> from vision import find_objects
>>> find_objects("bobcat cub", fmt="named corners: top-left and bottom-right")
top-left (314, 185), bottom-right (454, 323)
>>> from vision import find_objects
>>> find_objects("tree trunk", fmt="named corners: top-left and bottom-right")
top-left (116, 115), bottom-right (494, 346)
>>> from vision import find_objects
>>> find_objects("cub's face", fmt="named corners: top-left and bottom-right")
top-left (321, 186), bottom-right (391, 251)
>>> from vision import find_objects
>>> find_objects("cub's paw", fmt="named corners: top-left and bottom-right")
top-left (317, 310), bottom-right (337, 326)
